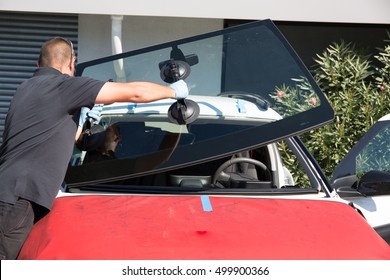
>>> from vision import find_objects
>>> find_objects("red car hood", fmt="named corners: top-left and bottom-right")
top-left (18, 195), bottom-right (390, 260)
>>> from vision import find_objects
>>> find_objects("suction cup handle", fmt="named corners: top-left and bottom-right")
top-left (170, 62), bottom-right (180, 82)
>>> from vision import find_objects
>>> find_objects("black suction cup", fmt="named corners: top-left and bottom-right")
top-left (160, 47), bottom-right (200, 125)
top-left (160, 60), bottom-right (191, 83)
top-left (168, 99), bottom-right (200, 125)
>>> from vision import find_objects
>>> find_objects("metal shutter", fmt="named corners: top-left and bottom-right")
top-left (0, 12), bottom-right (78, 143)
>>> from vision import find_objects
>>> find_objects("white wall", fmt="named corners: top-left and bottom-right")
top-left (2, 0), bottom-right (390, 24)
top-left (78, 15), bottom-right (223, 63)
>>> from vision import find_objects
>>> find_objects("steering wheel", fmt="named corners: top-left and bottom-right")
top-left (212, 157), bottom-right (271, 187)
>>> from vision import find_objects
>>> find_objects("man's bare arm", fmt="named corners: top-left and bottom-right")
top-left (95, 81), bottom-right (185, 104)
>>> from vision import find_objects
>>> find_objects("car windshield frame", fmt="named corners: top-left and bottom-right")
top-left (65, 19), bottom-right (334, 186)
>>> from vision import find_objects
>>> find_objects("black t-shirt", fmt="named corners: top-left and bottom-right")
top-left (0, 67), bottom-right (105, 210)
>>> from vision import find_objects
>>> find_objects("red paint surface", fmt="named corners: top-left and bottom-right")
top-left (18, 195), bottom-right (390, 260)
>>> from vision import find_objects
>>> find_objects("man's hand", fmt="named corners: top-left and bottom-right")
top-left (169, 80), bottom-right (189, 99)
top-left (79, 104), bottom-right (104, 128)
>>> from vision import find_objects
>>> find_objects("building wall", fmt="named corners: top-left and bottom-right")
top-left (277, 21), bottom-right (390, 69)
top-left (78, 15), bottom-right (223, 63)
top-left (0, 11), bottom-right (389, 142)
top-left (2, 0), bottom-right (390, 24)
top-left (0, 11), bottom-right (79, 143)
top-left (76, 14), bottom-right (389, 67)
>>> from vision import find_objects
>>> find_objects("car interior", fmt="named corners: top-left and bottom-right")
top-left (65, 119), bottom-right (321, 196)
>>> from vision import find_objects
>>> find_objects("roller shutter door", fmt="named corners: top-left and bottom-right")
top-left (0, 12), bottom-right (78, 143)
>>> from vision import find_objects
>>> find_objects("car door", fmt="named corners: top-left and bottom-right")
top-left (331, 114), bottom-right (390, 243)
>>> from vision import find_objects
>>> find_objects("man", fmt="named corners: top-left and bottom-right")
top-left (0, 37), bottom-right (189, 259)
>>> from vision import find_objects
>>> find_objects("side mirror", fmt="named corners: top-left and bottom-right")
top-left (332, 174), bottom-right (364, 198)
top-left (336, 186), bottom-right (364, 198)
top-left (357, 170), bottom-right (390, 196)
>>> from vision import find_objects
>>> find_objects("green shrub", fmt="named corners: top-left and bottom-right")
top-left (278, 36), bottom-right (390, 184)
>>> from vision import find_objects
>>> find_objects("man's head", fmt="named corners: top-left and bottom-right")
top-left (38, 37), bottom-right (76, 76)
top-left (103, 124), bottom-right (122, 152)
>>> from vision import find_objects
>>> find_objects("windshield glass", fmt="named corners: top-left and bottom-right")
top-left (65, 19), bottom-right (333, 186)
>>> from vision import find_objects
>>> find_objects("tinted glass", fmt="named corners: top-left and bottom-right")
top-left (66, 19), bottom-right (333, 186)
top-left (332, 119), bottom-right (390, 181)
